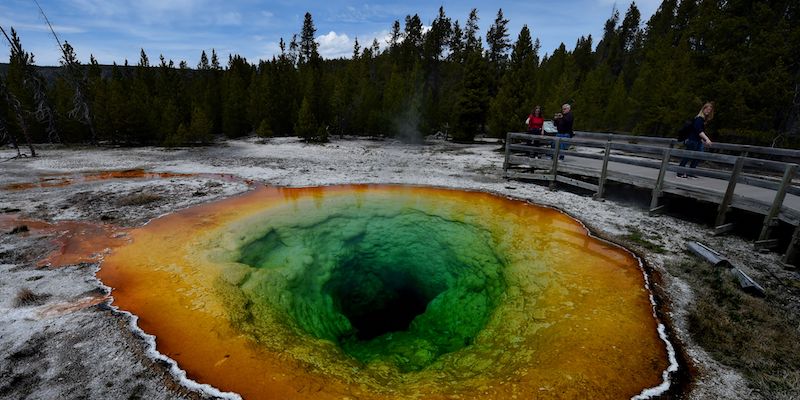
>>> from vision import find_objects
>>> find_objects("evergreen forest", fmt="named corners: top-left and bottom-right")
top-left (1, 0), bottom-right (799, 152)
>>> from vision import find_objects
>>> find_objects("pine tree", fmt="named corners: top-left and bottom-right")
top-left (189, 106), bottom-right (213, 143)
top-left (388, 20), bottom-right (402, 55)
top-left (400, 14), bottom-right (424, 69)
top-left (452, 53), bottom-right (489, 142)
top-left (295, 95), bottom-right (318, 141)
top-left (221, 55), bottom-right (251, 138)
top-left (423, 7), bottom-right (452, 64)
top-left (198, 50), bottom-right (210, 70)
top-left (488, 25), bottom-right (537, 138)
top-left (463, 9), bottom-right (482, 54)
top-left (485, 9), bottom-right (510, 70)
top-left (448, 20), bottom-right (464, 62)
top-left (211, 49), bottom-right (221, 70)
top-left (299, 12), bottom-right (321, 66)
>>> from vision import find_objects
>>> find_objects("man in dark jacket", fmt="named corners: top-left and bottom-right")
top-left (553, 104), bottom-right (574, 159)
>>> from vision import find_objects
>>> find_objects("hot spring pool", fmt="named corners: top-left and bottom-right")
top-left (99, 185), bottom-right (674, 399)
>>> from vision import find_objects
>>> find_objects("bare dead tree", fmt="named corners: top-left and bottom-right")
top-left (0, 103), bottom-right (23, 159)
top-left (33, 0), bottom-right (97, 145)
top-left (1, 25), bottom-right (58, 154)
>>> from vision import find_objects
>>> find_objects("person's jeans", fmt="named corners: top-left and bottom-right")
top-left (679, 139), bottom-right (704, 169)
top-left (553, 133), bottom-right (570, 159)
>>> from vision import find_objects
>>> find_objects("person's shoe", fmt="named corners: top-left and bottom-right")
top-left (677, 173), bottom-right (687, 178)
top-left (558, 155), bottom-right (565, 160)
top-left (687, 174), bottom-right (697, 178)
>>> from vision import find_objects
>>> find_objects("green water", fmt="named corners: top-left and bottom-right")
top-left (231, 200), bottom-right (507, 372)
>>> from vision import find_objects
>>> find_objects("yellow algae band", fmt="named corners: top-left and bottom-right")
top-left (99, 185), bottom-right (671, 399)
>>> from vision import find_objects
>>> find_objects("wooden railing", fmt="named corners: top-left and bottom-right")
top-left (570, 130), bottom-right (800, 162)
top-left (504, 131), bottom-right (800, 264)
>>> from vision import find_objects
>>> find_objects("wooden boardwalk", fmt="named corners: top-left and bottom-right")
top-left (503, 131), bottom-right (800, 263)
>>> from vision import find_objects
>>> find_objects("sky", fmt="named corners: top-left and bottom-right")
top-left (1, 0), bottom-right (662, 67)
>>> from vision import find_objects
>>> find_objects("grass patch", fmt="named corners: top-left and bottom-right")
top-left (13, 288), bottom-right (51, 307)
top-left (623, 226), bottom-right (666, 253)
top-left (116, 192), bottom-right (162, 206)
top-left (680, 260), bottom-right (800, 399)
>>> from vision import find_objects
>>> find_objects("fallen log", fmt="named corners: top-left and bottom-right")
top-left (686, 241), bottom-right (766, 297)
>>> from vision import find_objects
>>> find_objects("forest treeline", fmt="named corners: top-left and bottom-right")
top-left (1, 0), bottom-right (799, 152)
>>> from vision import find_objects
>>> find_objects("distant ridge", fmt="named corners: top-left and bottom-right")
top-left (0, 62), bottom-right (198, 81)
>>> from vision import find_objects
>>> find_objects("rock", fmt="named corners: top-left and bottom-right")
top-left (8, 225), bottom-right (29, 234)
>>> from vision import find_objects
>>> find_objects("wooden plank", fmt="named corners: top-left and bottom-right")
top-left (713, 223), bottom-right (735, 235)
top-left (574, 131), bottom-right (677, 146)
top-left (595, 141), bottom-right (611, 199)
top-left (556, 175), bottom-right (599, 192)
top-left (670, 148), bottom-right (739, 164)
top-left (505, 172), bottom-right (553, 182)
top-left (508, 144), bottom-right (550, 153)
top-left (759, 164), bottom-right (798, 241)
top-left (670, 165), bottom-right (731, 180)
top-left (738, 174), bottom-right (781, 191)
top-left (605, 171), bottom-right (658, 188)
top-left (557, 164), bottom-right (603, 178)
top-left (568, 152), bottom-right (605, 161)
top-left (716, 157), bottom-right (745, 226)
top-left (564, 138), bottom-right (608, 148)
top-left (754, 239), bottom-right (780, 249)
top-left (507, 155), bottom-right (550, 168)
top-left (713, 143), bottom-right (800, 159)
top-left (650, 148), bottom-right (672, 210)
top-left (508, 132), bottom-right (535, 141)
top-left (777, 209), bottom-right (800, 226)
top-left (730, 268), bottom-right (767, 297)
top-left (607, 155), bottom-right (663, 170)
top-left (661, 185), bottom-right (723, 204)
top-left (610, 142), bottom-right (673, 155)
top-left (729, 196), bottom-right (772, 216)
top-left (741, 157), bottom-right (798, 173)
top-left (649, 205), bottom-right (666, 215)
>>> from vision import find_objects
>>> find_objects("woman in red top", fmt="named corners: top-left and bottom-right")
top-left (526, 105), bottom-right (544, 135)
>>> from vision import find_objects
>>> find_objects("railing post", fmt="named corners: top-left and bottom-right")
top-left (503, 132), bottom-right (511, 174)
top-left (758, 164), bottom-right (797, 241)
top-left (783, 225), bottom-right (800, 267)
top-left (550, 137), bottom-right (561, 190)
top-left (715, 157), bottom-right (745, 228)
top-left (649, 147), bottom-right (672, 214)
top-left (594, 141), bottom-right (611, 200)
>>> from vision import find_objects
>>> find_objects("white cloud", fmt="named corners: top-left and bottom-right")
top-left (69, 0), bottom-right (123, 17)
top-left (0, 21), bottom-right (86, 34)
top-left (317, 31), bottom-right (351, 59)
top-left (216, 12), bottom-right (242, 26)
top-left (256, 41), bottom-right (282, 62)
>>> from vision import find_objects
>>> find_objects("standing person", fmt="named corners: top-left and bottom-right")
top-left (552, 103), bottom-right (574, 160)
top-left (525, 105), bottom-right (544, 135)
top-left (678, 102), bottom-right (714, 178)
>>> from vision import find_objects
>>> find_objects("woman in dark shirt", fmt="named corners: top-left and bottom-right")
top-left (678, 102), bottom-right (714, 177)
